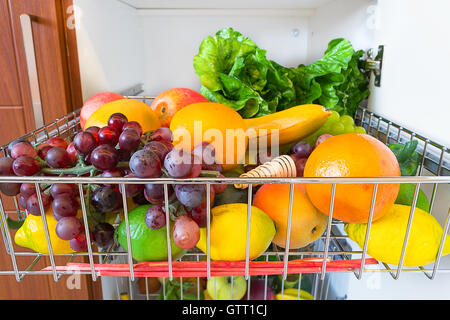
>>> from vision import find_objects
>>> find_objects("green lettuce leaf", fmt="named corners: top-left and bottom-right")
top-left (193, 28), bottom-right (370, 118)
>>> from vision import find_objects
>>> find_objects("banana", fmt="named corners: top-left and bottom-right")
top-left (244, 104), bottom-right (331, 146)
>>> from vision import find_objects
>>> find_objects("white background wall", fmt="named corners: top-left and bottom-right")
top-left (74, 0), bottom-right (145, 101)
top-left (139, 12), bottom-right (310, 95)
top-left (369, 0), bottom-right (450, 148)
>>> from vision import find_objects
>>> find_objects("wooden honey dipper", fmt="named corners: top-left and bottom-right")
top-left (234, 155), bottom-right (297, 189)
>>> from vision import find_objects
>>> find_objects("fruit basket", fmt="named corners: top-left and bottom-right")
top-left (0, 95), bottom-right (449, 301)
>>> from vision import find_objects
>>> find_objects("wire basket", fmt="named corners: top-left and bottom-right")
top-left (0, 96), bottom-right (449, 301)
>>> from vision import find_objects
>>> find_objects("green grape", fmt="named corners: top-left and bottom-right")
top-left (343, 123), bottom-right (355, 133)
top-left (319, 122), bottom-right (332, 134)
top-left (330, 122), bottom-right (345, 135)
top-left (328, 111), bottom-right (340, 124)
top-left (340, 115), bottom-right (355, 126)
top-left (354, 126), bottom-right (367, 134)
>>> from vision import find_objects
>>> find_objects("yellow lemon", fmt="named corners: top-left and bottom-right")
top-left (84, 98), bottom-right (161, 133)
top-left (345, 204), bottom-right (450, 267)
top-left (15, 211), bottom-right (74, 254)
top-left (196, 203), bottom-right (275, 261)
top-left (274, 288), bottom-right (314, 300)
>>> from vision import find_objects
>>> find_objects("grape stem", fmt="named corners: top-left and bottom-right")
top-left (199, 170), bottom-right (221, 177)
top-left (41, 161), bottom-right (130, 176)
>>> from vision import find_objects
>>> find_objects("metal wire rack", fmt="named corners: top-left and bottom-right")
top-left (0, 96), bottom-right (449, 301)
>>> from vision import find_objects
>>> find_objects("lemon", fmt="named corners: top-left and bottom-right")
top-left (196, 203), bottom-right (275, 261)
top-left (274, 288), bottom-right (314, 300)
top-left (345, 204), bottom-right (450, 266)
top-left (15, 211), bottom-right (74, 254)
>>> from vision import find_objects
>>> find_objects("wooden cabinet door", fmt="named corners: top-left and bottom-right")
top-left (0, 0), bottom-right (101, 299)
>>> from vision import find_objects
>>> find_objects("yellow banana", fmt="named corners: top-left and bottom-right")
top-left (244, 104), bottom-right (331, 146)
top-left (274, 288), bottom-right (314, 300)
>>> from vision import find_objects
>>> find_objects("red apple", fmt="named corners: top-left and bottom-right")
top-left (80, 92), bottom-right (124, 130)
top-left (150, 88), bottom-right (208, 127)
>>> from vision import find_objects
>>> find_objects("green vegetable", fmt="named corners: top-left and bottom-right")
top-left (156, 280), bottom-right (202, 300)
top-left (389, 140), bottom-right (420, 176)
top-left (395, 183), bottom-right (430, 212)
top-left (6, 214), bottom-right (25, 230)
top-left (194, 28), bottom-right (369, 118)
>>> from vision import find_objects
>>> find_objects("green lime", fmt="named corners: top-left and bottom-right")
top-left (395, 183), bottom-right (430, 212)
top-left (116, 205), bottom-right (186, 262)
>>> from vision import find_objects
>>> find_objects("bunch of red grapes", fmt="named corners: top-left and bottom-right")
top-left (0, 112), bottom-right (226, 253)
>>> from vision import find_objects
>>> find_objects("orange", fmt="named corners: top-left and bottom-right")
top-left (253, 184), bottom-right (328, 249)
top-left (170, 102), bottom-right (247, 171)
top-left (84, 99), bottom-right (161, 133)
top-left (304, 133), bottom-right (400, 223)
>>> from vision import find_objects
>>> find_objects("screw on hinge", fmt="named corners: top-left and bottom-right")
top-left (361, 45), bottom-right (384, 87)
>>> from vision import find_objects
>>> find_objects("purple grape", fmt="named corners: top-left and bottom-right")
top-left (118, 128), bottom-right (141, 152)
top-left (10, 141), bottom-right (37, 159)
top-left (118, 149), bottom-right (131, 162)
top-left (21, 183), bottom-right (39, 198)
top-left (246, 279), bottom-right (275, 300)
top-left (70, 233), bottom-right (88, 252)
top-left (8, 139), bottom-right (28, 156)
top-left (174, 184), bottom-right (205, 208)
top-left (314, 134), bottom-right (333, 148)
top-left (46, 137), bottom-right (69, 149)
top-left (295, 157), bottom-right (308, 177)
top-left (92, 222), bottom-right (115, 248)
top-left (202, 162), bottom-right (224, 173)
top-left (12, 156), bottom-right (40, 176)
top-left (52, 194), bottom-right (79, 217)
top-left (290, 141), bottom-right (312, 158)
top-left (145, 205), bottom-right (166, 229)
top-left (129, 149), bottom-right (161, 178)
top-left (55, 217), bottom-right (83, 240)
top-left (38, 145), bottom-right (52, 160)
top-left (50, 183), bottom-right (77, 198)
top-left (84, 126), bottom-right (100, 141)
top-left (98, 126), bottom-right (119, 146)
top-left (188, 203), bottom-right (207, 228)
top-left (193, 142), bottom-right (216, 165)
top-left (150, 127), bottom-right (173, 143)
top-left (45, 147), bottom-right (71, 168)
top-left (212, 174), bottom-right (227, 194)
top-left (26, 192), bottom-right (52, 216)
top-left (122, 121), bottom-right (142, 136)
top-left (143, 141), bottom-right (171, 163)
top-left (91, 186), bottom-right (121, 213)
top-left (73, 131), bottom-right (97, 155)
top-left (108, 113), bottom-right (128, 132)
top-left (144, 184), bottom-right (173, 204)
top-left (18, 194), bottom-right (28, 209)
top-left (132, 190), bottom-right (149, 205)
top-left (0, 157), bottom-right (21, 196)
top-left (119, 174), bottom-right (144, 197)
top-left (90, 144), bottom-right (119, 171)
top-left (173, 215), bottom-right (200, 249)
top-left (101, 168), bottom-right (124, 187)
top-left (164, 149), bottom-right (193, 178)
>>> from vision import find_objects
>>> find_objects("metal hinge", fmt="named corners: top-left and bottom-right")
top-left (361, 45), bottom-right (384, 87)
